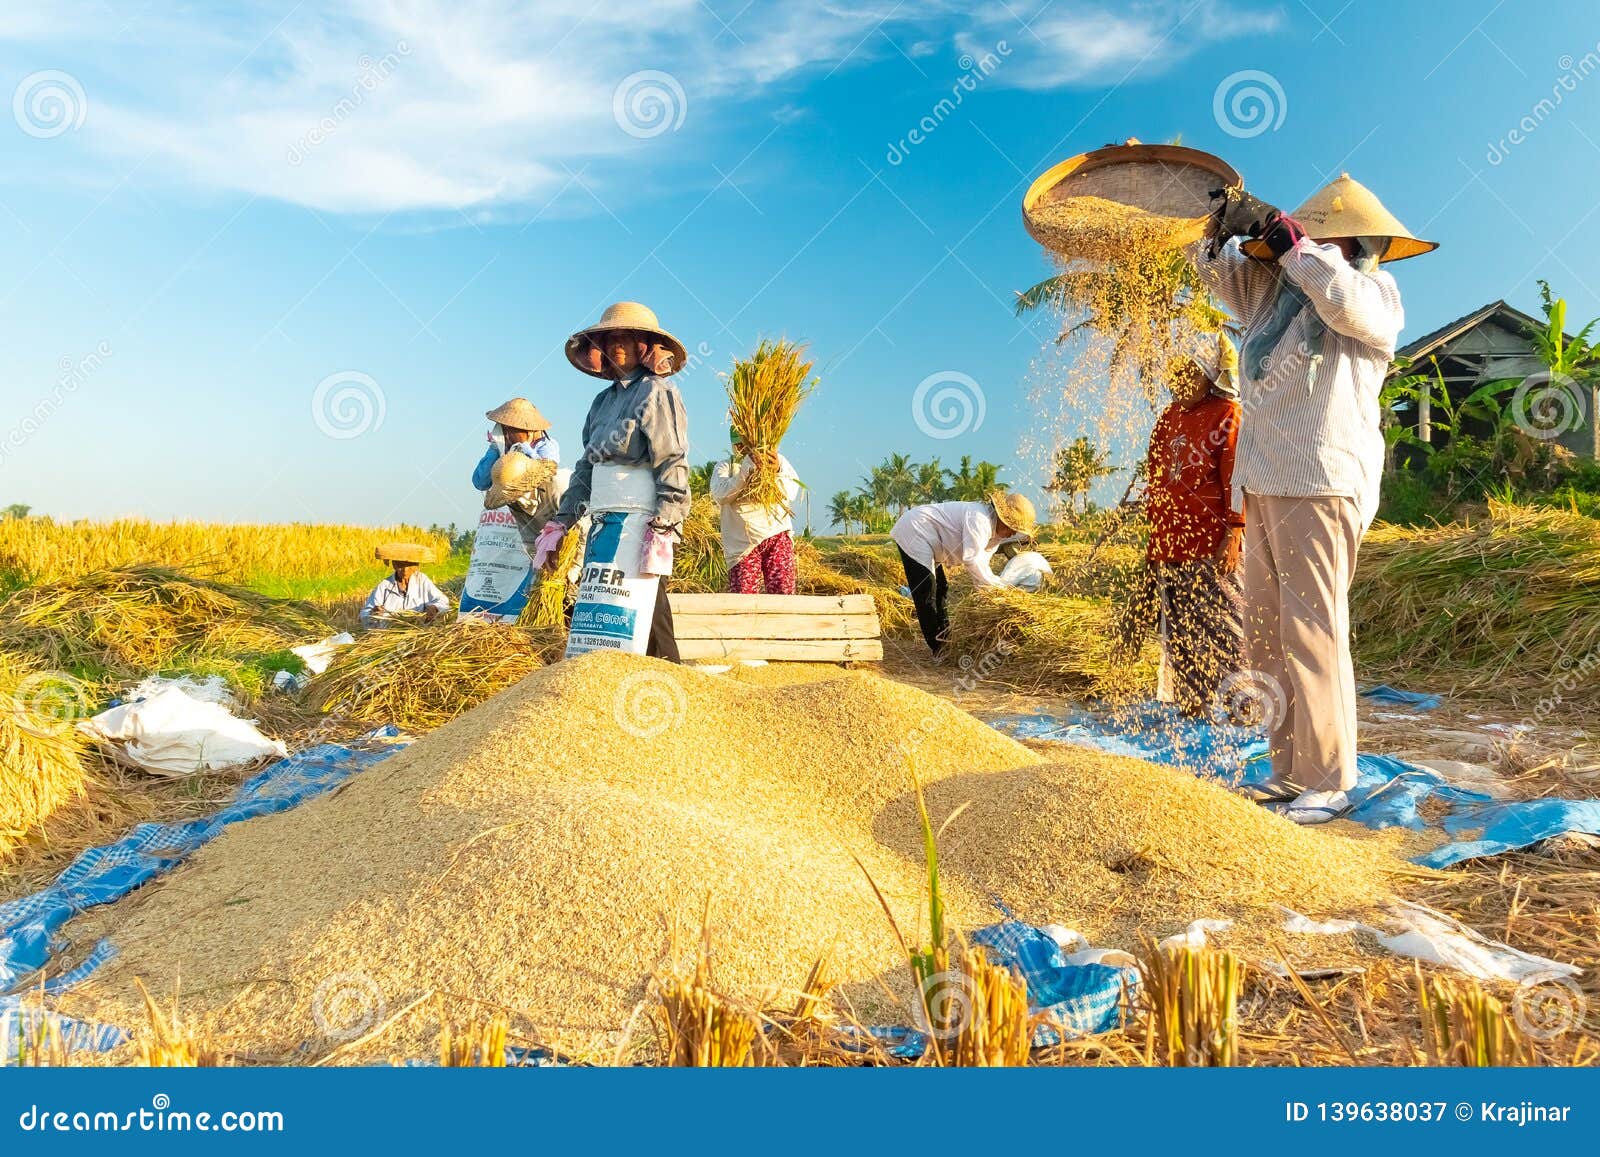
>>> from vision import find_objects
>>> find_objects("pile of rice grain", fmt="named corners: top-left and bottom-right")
top-left (62, 651), bottom-right (1401, 1061)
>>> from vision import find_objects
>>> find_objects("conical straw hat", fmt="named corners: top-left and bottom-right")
top-left (485, 451), bottom-right (558, 510)
top-left (990, 491), bottom-right (1037, 536)
top-left (1242, 173), bottom-right (1437, 263)
top-left (565, 301), bottom-right (688, 378)
top-left (485, 397), bottom-right (550, 432)
top-left (376, 542), bottom-right (433, 564)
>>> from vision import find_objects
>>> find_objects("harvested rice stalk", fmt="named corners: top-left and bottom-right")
top-left (438, 1002), bottom-right (509, 1067)
top-left (1352, 501), bottom-right (1600, 714)
top-left (305, 619), bottom-right (563, 732)
top-left (1417, 967), bottom-right (1530, 1066)
top-left (133, 981), bottom-right (226, 1067)
top-left (673, 496), bottom-right (729, 593)
top-left (653, 921), bottom-right (765, 1067)
top-left (945, 587), bottom-right (1153, 698)
top-left (0, 651), bottom-right (92, 856)
top-left (725, 339), bottom-right (816, 514)
top-left (0, 565), bottom-right (328, 683)
top-left (1136, 937), bottom-right (1241, 1067)
top-left (949, 945), bottom-right (1034, 1067)
top-left (525, 527), bottom-right (583, 629)
top-left (795, 542), bottom-right (914, 636)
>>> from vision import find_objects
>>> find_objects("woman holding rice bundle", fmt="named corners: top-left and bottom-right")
top-left (1191, 172), bottom-right (1435, 824)
top-left (892, 492), bottom-right (1037, 656)
top-left (536, 302), bottom-right (689, 662)
top-left (1134, 330), bottom-right (1246, 718)
top-left (711, 429), bottom-right (802, 595)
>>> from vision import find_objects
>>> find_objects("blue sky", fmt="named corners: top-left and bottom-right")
top-left (1, 0), bottom-right (1597, 532)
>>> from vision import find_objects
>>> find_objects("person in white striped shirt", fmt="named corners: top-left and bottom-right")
top-left (1190, 173), bottom-right (1436, 824)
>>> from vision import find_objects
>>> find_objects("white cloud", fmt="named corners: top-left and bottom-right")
top-left (0, 0), bottom-right (1277, 214)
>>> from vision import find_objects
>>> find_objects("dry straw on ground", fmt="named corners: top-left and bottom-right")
top-left (304, 619), bottom-right (565, 732)
top-left (0, 565), bottom-right (326, 683)
top-left (0, 650), bottom-right (91, 856)
top-left (1351, 501), bottom-right (1600, 715)
top-left (945, 587), bottom-right (1155, 698)
top-left (63, 652), bottom-right (1402, 1062)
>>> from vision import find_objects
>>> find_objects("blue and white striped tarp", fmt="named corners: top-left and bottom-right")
top-left (0, 728), bottom-right (409, 996)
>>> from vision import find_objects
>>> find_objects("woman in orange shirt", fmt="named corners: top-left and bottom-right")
top-left (1141, 332), bottom-right (1245, 717)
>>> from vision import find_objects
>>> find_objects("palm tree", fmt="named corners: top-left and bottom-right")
top-left (876, 452), bottom-right (918, 514)
top-left (914, 458), bottom-right (947, 503)
top-left (1528, 280), bottom-right (1600, 458)
top-left (687, 459), bottom-right (721, 498)
top-left (828, 489), bottom-right (856, 535)
top-left (944, 456), bottom-right (1008, 500)
top-left (847, 492), bottom-right (888, 534)
top-left (1045, 437), bottom-right (1116, 517)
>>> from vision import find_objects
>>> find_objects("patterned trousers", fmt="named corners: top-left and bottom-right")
top-left (728, 532), bottom-right (797, 595)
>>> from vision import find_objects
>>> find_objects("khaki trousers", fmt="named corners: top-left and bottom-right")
top-left (1242, 493), bottom-right (1362, 792)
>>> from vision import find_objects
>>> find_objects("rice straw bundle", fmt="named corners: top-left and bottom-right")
top-left (526, 526), bottom-right (583, 628)
top-left (1350, 501), bottom-right (1600, 713)
top-left (673, 496), bottom-right (729, 593)
top-left (1417, 969), bottom-right (1530, 1066)
top-left (1136, 937), bottom-right (1241, 1067)
top-left (305, 619), bottom-right (564, 731)
top-left (0, 565), bottom-right (327, 682)
top-left (725, 339), bottom-right (816, 514)
top-left (793, 542), bottom-right (914, 636)
top-left (0, 650), bottom-right (92, 856)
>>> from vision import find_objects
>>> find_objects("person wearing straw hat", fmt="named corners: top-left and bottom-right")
top-left (710, 427), bottom-right (803, 595)
top-left (1191, 172), bottom-right (1437, 824)
top-left (472, 397), bottom-right (561, 495)
top-left (1126, 330), bottom-right (1246, 718)
top-left (360, 543), bottom-right (450, 628)
top-left (891, 492), bottom-right (1037, 656)
top-left (538, 302), bottom-right (690, 661)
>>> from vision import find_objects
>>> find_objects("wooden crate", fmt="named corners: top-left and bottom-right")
top-left (668, 593), bottom-right (883, 662)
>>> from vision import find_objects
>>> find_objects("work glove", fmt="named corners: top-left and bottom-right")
top-left (1258, 213), bottom-right (1306, 257)
top-left (532, 520), bottom-right (567, 571)
top-left (640, 524), bottom-right (675, 577)
top-left (1206, 187), bottom-right (1281, 249)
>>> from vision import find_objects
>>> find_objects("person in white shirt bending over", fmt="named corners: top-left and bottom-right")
top-left (1192, 173), bottom-right (1436, 825)
top-left (359, 543), bottom-right (451, 628)
top-left (891, 492), bottom-right (1036, 656)
top-left (710, 430), bottom-right (803, 595)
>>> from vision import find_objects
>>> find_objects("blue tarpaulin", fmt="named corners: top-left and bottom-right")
top-left (0, 728), bottom-right (408, 995)
top-left (989, 703), bottom-right (1600, 868)
top-left (1359, 684), bottom-right (1443, 710)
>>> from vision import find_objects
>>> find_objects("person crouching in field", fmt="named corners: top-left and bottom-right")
top-left (892, 492), bottom-right (1037, 656)
top-left (711, 429), bottom-right (801, 594)
top-left (1139, 331), bottom-right (1246, 719)
top-left (1192, 172), bottom-right (1435, 824)
top-left (472, 397), bottom-right (560, 491)
top-left (360, 544), bottom-right (450, 627)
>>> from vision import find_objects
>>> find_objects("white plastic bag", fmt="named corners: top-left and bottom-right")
top-left (998, 550), bottom-right (1054, 592)
top-left (79, 686), bottom-right (287, 777)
